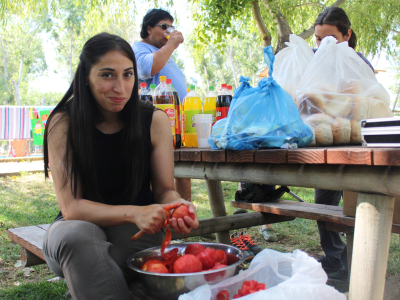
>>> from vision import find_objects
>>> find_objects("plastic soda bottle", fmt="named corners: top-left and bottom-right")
top-left (203, 86), bottom-right (217, 125)
top-left (216, 84), bottom-right (231, 122)
top-left (148, 84), bottom-right (157, 100)
top-left (154, 76), bottom-right (175, 144)
top-left (182, 85), bottom-right (202, 147)
top-left (170, 83), bottom-right (181, 149)
top-left (139, 82), bottom-right (152, 102)
top-left (227, 85), bottom-right (233, 96)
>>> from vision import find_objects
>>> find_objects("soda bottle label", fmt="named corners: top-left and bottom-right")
top-left (184, 109), bottom-right (201, 134)
top-left (175, 104), bottom-right (181, 135)
top-left (154, 104), bottom-right (175, 135)
top-left (203, 109), bottom-right (216, 125)
top-left (216, 107), bottom-right (229, 121)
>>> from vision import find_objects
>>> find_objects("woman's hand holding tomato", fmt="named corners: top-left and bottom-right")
top-left (134, 204), bottom-right (168, 234)
top-left (168, 200), bottom-right (199, 235)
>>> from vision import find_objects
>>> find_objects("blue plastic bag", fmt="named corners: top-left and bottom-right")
top-left (208, 46), bottom-right (313, 150)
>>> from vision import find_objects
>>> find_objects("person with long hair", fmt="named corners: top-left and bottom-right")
top-left (313, 7), bottom-right (374, 279)
top-left (42, 32), bottom-right (198, 300)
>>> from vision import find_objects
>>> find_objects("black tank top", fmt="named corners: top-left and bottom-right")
top-left (54, 103), bottom-right (155, 221)
top-left (93, 104), bottom-right (155, 206)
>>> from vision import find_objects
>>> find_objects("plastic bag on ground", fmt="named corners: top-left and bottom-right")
top-left (296, 36), bottom-right (392, 146)
top-left (272, 34), bottom-right (314, 103)
top-left (178, 249), bottom-right (346, 300)
top-left (208, 46), bottom-right (313, 150)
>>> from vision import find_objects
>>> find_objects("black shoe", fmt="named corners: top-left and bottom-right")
top-left (240, 231), bottom-right (262, 254)
top-left (328, 269), bottom-right (349, 281)
top-left (235, 184), bottom-right (289, 203)
top-left (317, 255), bottom-right (344, 273)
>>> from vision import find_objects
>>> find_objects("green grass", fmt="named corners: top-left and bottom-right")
top-left (1, 173), bottom-right (399, 298)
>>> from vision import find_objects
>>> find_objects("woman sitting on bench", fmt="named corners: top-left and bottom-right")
top-left (42, 32), bottom-right (198, 300)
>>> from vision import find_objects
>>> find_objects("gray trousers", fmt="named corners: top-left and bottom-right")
top-left (43, 218), bottom-right (164, 300)
top-left (315, 189), bottom-right (347, 268)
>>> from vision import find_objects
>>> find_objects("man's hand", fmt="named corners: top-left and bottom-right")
top-left (167, 30), bottom-right (184, 49)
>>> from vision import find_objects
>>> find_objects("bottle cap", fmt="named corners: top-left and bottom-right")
top-left (209, 86), bottom-right (214, 91)
top-left (166, 79), bottom-right (172, 84)
top-left (187, 88), bottom-right (190, 92)
top-left (150, 84), bottom-right (156, 89)
top-left (227, 85), bottom-right (232, 90)
top-left (160, 76), bottom-right (167, 82)
top-left (190, 85), bottom-right (195, 90)
top-left (221, 84), bottom-right (227, 88)
top-left (171, 85), bottom-right (174, 88)
top-left (140, 82), bottom-right (147, 88)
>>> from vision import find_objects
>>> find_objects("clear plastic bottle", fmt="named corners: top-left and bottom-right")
top-left (148, 84), bottom-right (157, 100)
top-left (139, 82), bottom-right (152, 102)
top-left (216, 84), bottom-right (231, 122)
top-left (169, 82), bottom-right (181, 149)
top-left (203, 86), bottom-right (217, 125)
top-left (154, 76), bottom-right (175, 144)
top-left (182, 85), bottom-right (202, 147)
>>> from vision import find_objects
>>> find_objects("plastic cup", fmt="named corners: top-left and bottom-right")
top-left (164, 27), bottom-right (175, 39)
top-left (195, 114), bottom-right (213, 148)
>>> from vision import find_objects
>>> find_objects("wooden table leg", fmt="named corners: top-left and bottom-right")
top-left (205, 179), bottom-right (231, 244)
top-left (349, 193), bottom-right (394, 300)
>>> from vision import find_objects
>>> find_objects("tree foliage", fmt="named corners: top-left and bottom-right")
top-left (191, 0), bottom-right (400, 57)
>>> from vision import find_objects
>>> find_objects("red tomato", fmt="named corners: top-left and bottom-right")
top-left (173, 254), bottom-right (203, 273)
top-left (226, 253), bottom-right (239, 265)
top-left (197, 248), bottom-right (219, 270)
top-left (146, 263), bottom-right (169, 273)
top-left (141, 259), bottom-right (165, 271)
top-left (204, 263), bottom-right (228, 282)
top-left (171, 205), bottom-right (195, 225)
top-left (215, 249), bottom-right (228, 265)
top-left (185, 243), bottom-right (206, 256)
top-left (216, 290), bottom-right (230, 300)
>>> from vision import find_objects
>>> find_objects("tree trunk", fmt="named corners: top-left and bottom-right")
top-left (203, 65), bottom-right (210, 88)
top-left (392, 84), bottom-right (400, 111)
top-left (0, 38), bottom-right (9, 104)
top-left (297, 0), bottom-right (346, 40)
top-left (12, 56), bottom-right (24, 105)
top-left (228, 45), bottom-right (239, 88)
top-left (251, 0), bottom-right (272, 47)
top-left (69, 27), bottom-right (74, 84)
top-left (263, 0), bottom-right (292, 54)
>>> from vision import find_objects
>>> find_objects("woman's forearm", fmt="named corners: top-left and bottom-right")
top-left (61, 198), bottom-right (138, 227)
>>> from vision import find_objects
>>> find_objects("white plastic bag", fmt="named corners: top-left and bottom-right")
top-left (296, 36), bottom-right (392, 146)
top-left (178, 249), bottom-right (346, 300)
top-left (272, 34), bottom-right (314, 102)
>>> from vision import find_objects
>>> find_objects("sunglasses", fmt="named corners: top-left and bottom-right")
top-left (155, 23), bottom-right (175, 30)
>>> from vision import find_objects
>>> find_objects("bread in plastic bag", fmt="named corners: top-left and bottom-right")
top-left (208, 46), bottom-right (313, 150)
top-left (296, 36), bottom-right (392, 146)
top-left (272, 34), bottom-right (314, 103)
top-left (178, 249), bottom-right (346, 300)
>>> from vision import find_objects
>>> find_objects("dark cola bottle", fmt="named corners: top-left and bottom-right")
top-left (171, 84), bottom-right (181, 149)
top-left (216, 83), bottom-right (230, 122)
top-left (139, 82), bottom-right (153, 102)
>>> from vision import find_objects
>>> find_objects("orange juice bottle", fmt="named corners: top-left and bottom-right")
top-left (154, 76), bottom-right (175, 144)
top-left (203, 86), bottom-right (217, 125)
top-left (182, 85), bottom-right (202, 147)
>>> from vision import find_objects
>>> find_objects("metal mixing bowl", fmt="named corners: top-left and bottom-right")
top-left (127, 242), bottom-right (245, 300)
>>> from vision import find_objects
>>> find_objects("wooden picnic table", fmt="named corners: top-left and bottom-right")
top-left (174, 146), bottom-right (400, 300)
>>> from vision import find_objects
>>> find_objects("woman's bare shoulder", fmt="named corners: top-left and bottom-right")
top-left (47, 111), bottom-right (69, 143)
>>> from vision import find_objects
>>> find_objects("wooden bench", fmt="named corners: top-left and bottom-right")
top-left (9, 199), bottom-right (399, 269)
top-left (7, 212), bottom-right (294, 267)
top-left (231, 199), bottom-right (400, 279)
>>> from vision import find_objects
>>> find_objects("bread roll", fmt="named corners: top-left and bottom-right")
top-left (350, 119), bottom-right (362, 144)
top-left (368, 99), bottom-right (393, 119)
top-left (304, 113), bottom-right (334, 127)
top-left (351, 96), bottom-right (368, 121)
top-left (320, 83), bottom-right (338, 100)
top-left (324, 95), bottom-right (352, 118)
top-left (315, 123), bottom-right (333, 146)
top-left (331, 117), bottom-right (351, 145)
top-left (308, 126), bottom-right (316, 147)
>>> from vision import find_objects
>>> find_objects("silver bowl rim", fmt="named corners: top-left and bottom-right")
top-left (128, 242), bottom-right (245, 277)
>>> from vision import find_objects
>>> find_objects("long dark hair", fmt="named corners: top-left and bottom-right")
top-left (140, 8), bottom-right (174, 39)
top-left (44, 32), bottom-right (144, 204)
top-left (314, 7), bottom-right (357, 50)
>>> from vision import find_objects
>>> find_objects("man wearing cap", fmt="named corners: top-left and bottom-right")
top-left (133, 8), bottom-right (190, 200)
